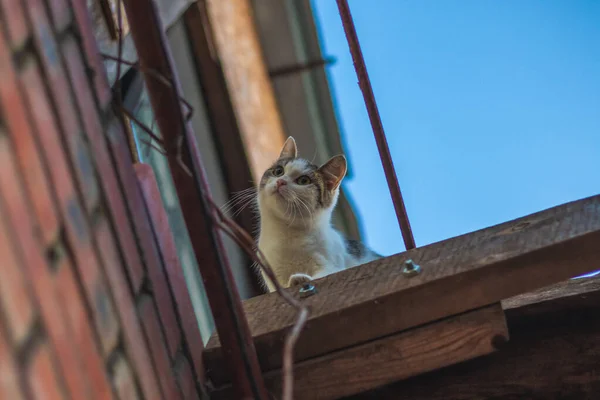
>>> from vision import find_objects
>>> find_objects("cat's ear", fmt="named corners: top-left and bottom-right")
top-left (319, 155), bottom-right (347, 191)
top-left (279, 136), bottom-right (297, 159)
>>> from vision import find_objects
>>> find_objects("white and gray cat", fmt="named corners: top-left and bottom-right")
top-left (254, 136), bottom-right (381, 292)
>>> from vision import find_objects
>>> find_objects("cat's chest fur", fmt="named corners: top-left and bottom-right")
top-left (258, 225), bottom-right (347, 289)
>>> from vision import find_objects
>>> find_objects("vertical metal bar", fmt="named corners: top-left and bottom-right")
top-left (121, 0), bottom-right (268, 398)
top-left (336, 0), bottom-right (416, 250)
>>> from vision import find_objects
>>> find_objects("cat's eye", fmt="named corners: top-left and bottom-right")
top-left (296, 175), bottom-right (311, 185)
top-left (272, 166), bottom-right (284, 177)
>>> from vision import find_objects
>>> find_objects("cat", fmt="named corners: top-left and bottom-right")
top-left (255, 136), bottom-right (381, 292)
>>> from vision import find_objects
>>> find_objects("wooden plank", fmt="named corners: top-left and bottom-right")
top-left (211, 303), bottom-right (508, 400)
top-left (503, 273), bottom-right (600, 310)
top-left (184, 3), bottom-right (265, 296)
top-left (348, 277), bottom-right (600, 399)
top-left (122, 0), bottom-right (269, 397)
top-left (134, 163), bottom-right (205, 382)
top-left (205, 195), bottom-right (600, 384)
top-left (203, 0), bottom-right (288, 179)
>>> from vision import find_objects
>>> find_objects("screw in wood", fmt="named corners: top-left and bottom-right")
top-left (299, 282), bottom-right (317, 298)
top-left (402, 259), bottom-right (421, 277)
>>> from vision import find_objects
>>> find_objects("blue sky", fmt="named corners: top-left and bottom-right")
top-left (312, 0), bottom-right (600, 263)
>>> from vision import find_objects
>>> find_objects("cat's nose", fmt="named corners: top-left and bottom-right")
top-left (276, 179), bottom-right (287, 188)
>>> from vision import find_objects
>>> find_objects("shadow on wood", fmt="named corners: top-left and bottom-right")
top-left (346, 276), bottom-right (600, 399)
top-left (211, 304), bottom-right (508, 399)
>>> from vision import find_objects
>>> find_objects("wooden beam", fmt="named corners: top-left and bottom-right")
top-left (183, 3), bottom-right (264, 295)
top-left (202, 0), bottom-right (288, 180)
top-left (212, 304), bottom-right (508, 400)
top-left (205, 195), bottom-right (600, 384)
top-left (134, 164), bottom-right (206, 384)
top-left (122, 0), bottom-right (269, 396)
top-left (347, 276), bottom-right (600, 399)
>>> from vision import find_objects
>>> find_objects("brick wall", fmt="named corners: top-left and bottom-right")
top-left (0, 1), bottom-right (206, 399)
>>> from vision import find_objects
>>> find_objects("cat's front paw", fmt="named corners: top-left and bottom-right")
top-left (287, 273), bottom-right (313, 288)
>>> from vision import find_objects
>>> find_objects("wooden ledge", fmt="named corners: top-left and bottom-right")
top-left (212, 304), bottom-right (508, 399)
top-left (348, 275), bottom-right (600, 399)
top-left (205, 195), bottom-right (600, 385)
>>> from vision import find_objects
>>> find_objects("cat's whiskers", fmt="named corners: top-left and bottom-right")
top-left (288, 194), bottom-right (300, 228)
top-left (222, 187), bottom-right (255, 204)
top-left (231, 195), bottom-right (257, 218)
top-left (286, 196), bottom-right (295, 227)
top-left (221, 197), bottom-right (247, 214)
top-left (223, 187), bottom-right (255, 202)
top-left (222, 188), bottom-right (257, 216)
top-left (222, 192), bottom-right (253, 210)
top-left (283, 193), bottom-right (293, 222)
top-left (223, 198), bottom-right (252, 217)
top-left (295, 196), bottom-right (313, 225)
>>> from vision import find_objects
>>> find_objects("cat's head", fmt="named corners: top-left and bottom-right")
top-left (257, 137), bottom-right (347, 226)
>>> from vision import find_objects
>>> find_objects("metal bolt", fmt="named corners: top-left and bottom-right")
top-left (402, 259), bottom-right (421, 277)
top-left (299, 282), bottom-right (317, 298)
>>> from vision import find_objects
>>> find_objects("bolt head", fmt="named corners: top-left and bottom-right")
top-left (402, 259), bottom-right (421, 277)
top-left (299, 282), bottom-right (317, 298)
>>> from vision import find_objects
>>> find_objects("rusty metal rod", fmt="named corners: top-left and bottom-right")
top-left (121, 0), bottom-right (268, 398)
top-left (336, 0), bottom-right (416, 250)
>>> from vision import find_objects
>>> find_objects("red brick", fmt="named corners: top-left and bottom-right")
top-left (55, 258), bottom-right (114, 400)
top-left (45, 273), bottom-right (94, 399)
top-left (26, 0), bottom-right (99, 213)
top-left (0, 35), bottom-right (60, 247)
top-left (0, 136), bottom-right (97, 399)
top-left (69, 0), bottom-right (112, 108)
top-left (19, 59), bottom-right (78, 218)
top-left (135, 164), bottom-right (203, 365)
top-left (175, 355), bottom-right (200, 400)
top-left (76, 255), bottom-right (121, 354)
top-left (61, 37), bottom-right (107, 147)
top-left (63, 37), bottom-right (146, 293)
top-left (46, 0), bottom-right (71, 31)
top-left (95, 218), bottom-right (162, 400)
top-left (0, 196), bottom-right (36, 346)
top-left (27, 342), bottom-right (66, 400)
top-left (70, 220), bottom-right (121, 356)
top-left (18, 59), bottom-right (120, 357)
top-left (112, 355), bottom-right (141, 400)
top-left (138, 296), bottom-right (181, 400)
top-left (0, 0), bottom-right (29, 48)
top-left (0, 135), bottom-right (47, 278)
top-left (0, 321), bottom-right (25, 400)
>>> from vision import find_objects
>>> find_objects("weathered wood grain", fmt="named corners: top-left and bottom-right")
top-left (347, 277), bottom-right (600, 399)
top-left (503, 273), bottom-right (600, 310)
top-left (204, 0), bottom-right (288, 180)
top-left (205, 195), bottom-right (600, 384)
top-left (212, 304), bottom-right (507, 400)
